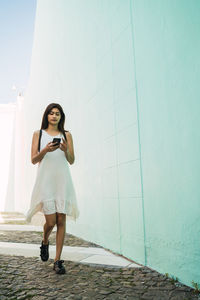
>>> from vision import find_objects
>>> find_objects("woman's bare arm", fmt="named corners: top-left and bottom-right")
top-left (64, 131), bottom-right (75, 164)
top-left (31, 130), bottom-right (48, 164)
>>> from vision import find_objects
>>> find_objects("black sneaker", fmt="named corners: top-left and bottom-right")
top-left (53, 260), bottom-right (66, 274)
top-left (40, 240), bottom-right (49, 261)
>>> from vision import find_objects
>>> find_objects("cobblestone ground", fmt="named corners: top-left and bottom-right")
top-left (0, 230), bottom-right (199, 300)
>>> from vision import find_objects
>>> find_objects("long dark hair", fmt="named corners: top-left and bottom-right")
top-left (41, 103), bottom-right (67, 140)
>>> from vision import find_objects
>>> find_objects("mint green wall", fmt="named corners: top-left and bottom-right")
top-left (23, 0), bottom-right (200, 287)
top-left (131, 0), bottom-right (200, 287)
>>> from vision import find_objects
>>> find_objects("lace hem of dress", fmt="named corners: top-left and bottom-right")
top-left (25, 201), bottom-right (79, 224)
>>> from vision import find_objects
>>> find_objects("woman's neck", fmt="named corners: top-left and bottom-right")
top-left (46, 124), bottom-right (59, 133)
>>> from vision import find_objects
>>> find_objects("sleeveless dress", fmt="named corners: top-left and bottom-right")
top-left (25, 129), bottom-right (80, 223)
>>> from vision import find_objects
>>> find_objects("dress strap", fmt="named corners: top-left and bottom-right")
top-left (64, 130), bottom-right (68, 142)
top-left (38, 129), bottom-right (42, 152)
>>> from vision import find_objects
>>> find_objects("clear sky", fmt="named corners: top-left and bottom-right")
top-left (0, 0), bottom-right (36, 103)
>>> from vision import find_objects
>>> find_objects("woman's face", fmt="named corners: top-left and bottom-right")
top-left (48, 107), bottom-right (61, 126)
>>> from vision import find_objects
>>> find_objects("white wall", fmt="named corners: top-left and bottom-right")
top-left (0, 103), bottom-right (16, 211)
top-left (23, 0), bottom-right (143, 261)
top-left (0, 97), bottom-right (25, 213)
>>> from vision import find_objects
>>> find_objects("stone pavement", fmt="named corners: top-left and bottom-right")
top-left (0, 212), bottom-right (199, 299)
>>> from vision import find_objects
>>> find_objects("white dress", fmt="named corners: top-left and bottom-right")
top-left (25, 129), bottom-right (80, 223)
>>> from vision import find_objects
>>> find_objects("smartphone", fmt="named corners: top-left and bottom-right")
top-left (52, 138), bottom-right (61, 146)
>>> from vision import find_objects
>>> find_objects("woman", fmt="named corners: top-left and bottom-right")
top-left (25, 103), bottom-right (79, 274)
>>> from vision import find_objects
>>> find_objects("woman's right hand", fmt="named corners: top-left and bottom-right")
top-left (45, 142), bottom-right (60, 153)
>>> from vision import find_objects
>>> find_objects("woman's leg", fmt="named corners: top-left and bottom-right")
top-left (54, 213), bottom-right (66, 262)
top-left (43, 213), bottom-right (56, 245)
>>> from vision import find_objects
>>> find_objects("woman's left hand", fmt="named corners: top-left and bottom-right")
top-left (59, 137), bottom-right (68, 153)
